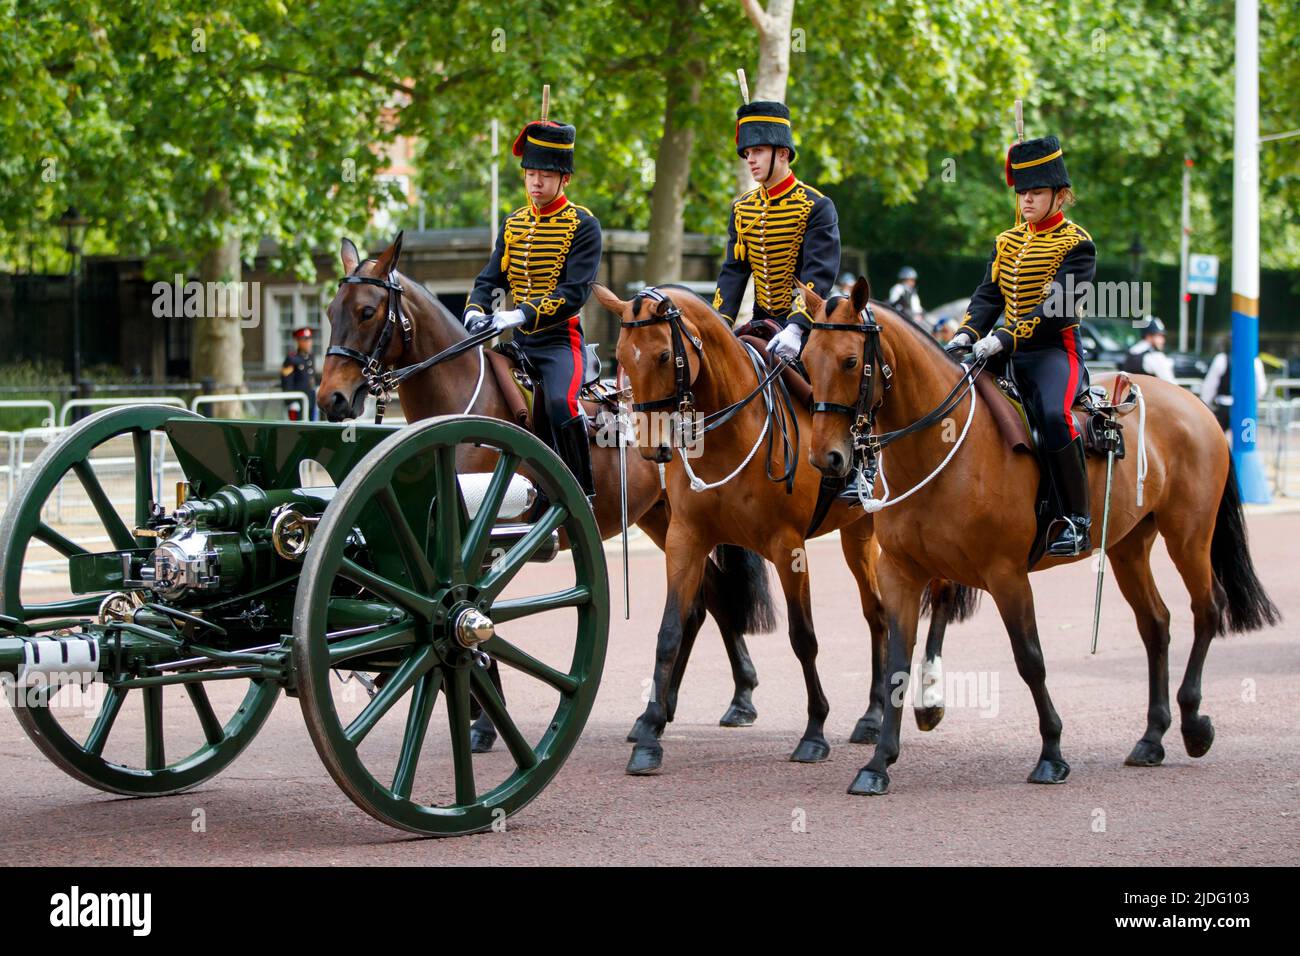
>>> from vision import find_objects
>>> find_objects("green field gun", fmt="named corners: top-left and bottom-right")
top-left (0, 406), bottom-right (608, 836)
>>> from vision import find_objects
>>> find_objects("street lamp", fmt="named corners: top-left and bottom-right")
top-left (1127, 235), bottom-right (1146, 280)
top-left (56, 207), bottom-right (90, 393)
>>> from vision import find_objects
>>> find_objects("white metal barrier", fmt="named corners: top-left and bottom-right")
top-left (0, 399), bottom-right (57, 429)
top-left (59, 396), bottom-right (185, 428)
top-left (191, 391), bottom-right (310, 419)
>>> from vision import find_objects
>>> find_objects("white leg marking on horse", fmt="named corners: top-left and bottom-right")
top-left (921, 655), bottom-right (944, 709)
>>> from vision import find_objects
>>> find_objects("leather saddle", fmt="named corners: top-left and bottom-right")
top-left (485, 340), bottom-right (619, 436)
top-left (732, 317), bottom-right (815, 411)
top-left (977, 369), bottom-right (1135, 460)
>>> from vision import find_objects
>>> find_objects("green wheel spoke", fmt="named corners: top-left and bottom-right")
top-left (377, 486), bottom-right (436, 593)
top-left (343, 645), bottom-right (436, 746)
top-left (491, 585), bottom-right (591, 624)
top-left (327, 621), bottom-right (417, 666)
top-left (185, 683), bottom-right (224, 746)
top-left (444, 666), bottom-right (476, 806)
top-left (477, 504), bottom-right (567, 601)
top-left (132, 429), bottom-right (154, 537)
top-left (84, 686), bottom-right (126, 757)
top-left (33, 522), bottom-right (90, 559)
top-left (480, 634), bottom-right (579, 696)
top-left (392, 668), bottom-right (442, 800)
top-left (339, 558), bottom-right (435, 621)
top-left (431, 445), bottom-right (466, 584)
top-left (143, 685), bottom-right (165, 770)
top-left (460, 452), bottom-right (521, 573)
top-left (469, 665), bottom-right (538, 771)
top-left (72, 459), bottom-right (135, 552)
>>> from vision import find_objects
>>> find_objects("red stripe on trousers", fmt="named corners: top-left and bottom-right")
top-left (1062, 326), bottom-right (1081, 440)
top-left (563, 316), bottom-right (583, 417)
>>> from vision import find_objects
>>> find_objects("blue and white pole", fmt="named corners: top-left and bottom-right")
top-left (1231, 0), bottom-right (1270, 502)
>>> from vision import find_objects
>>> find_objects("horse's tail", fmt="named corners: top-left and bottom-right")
top-left (713, 545), bottom-right (778, 634)
top-left (919, 579), bottom-right (982, 623)
top-left (1210, 456), bottom-right (1281, 635)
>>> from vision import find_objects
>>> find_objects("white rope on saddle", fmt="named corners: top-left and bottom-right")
top-left (461, 346), bottom-right (486, 414)
top-left (856, 365), bottom-right (980, 513)
top-left (1134, 384), bottom-right (1148, 507)
top-left (679, 342), bottom-right (774, 493)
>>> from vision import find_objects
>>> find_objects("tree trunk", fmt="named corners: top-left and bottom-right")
top-left (193, 186), bottom-right (245, 417)
top-left (735, 0), bottom-right (795, 196)
top-left (644, 0), bottom-right (704, 286)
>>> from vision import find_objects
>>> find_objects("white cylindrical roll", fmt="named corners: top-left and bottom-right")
top-left (457, 472), bottom-right (536, 521)
top-left (16, 637), bottom-right (100, 687)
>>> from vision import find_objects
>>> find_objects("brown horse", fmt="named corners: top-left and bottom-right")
top-left (596, 282), bottom-right (974, 774)
top-left (800, 277), bottom-right (1281, 795)
top-left (316, 234), bottom-right (773, 743)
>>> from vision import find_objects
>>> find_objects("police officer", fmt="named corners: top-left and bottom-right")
top-left (281, 327), bottom-right (317, 421)
top-left (887, 266), bottom-right (923, 323)
top-left (1123, 317), bottom-right (1176, 383)
top-left (713, 100), bottom-right (841, 363)
top-left (463, 115), bottom-right (601, 499)
top-left (949, 135), bottom-right (1097, 558)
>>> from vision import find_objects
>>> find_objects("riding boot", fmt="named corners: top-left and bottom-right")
top-left (555, 412), bottom-right (597, 503)
top-left (1044, 436), bottom-right (1091, 557)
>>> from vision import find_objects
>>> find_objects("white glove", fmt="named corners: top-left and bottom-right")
top-left (946, 331), bottom-right (974, 351)
top-left (972, 333), bottom-right (1004, 361)
top-left (766, 324), bottom-right (805, 362)
top-left (494, 308), bottom-right (527, 332)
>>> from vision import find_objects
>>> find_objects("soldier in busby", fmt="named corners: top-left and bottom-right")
top-left (949, 134), bottom-right (1098, 558)
top-left (463, 93), bottom-right (601, 500)
top-left (713, 98), bottom-right (841, 364)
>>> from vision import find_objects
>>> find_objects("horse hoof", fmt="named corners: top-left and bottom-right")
top-left (719, 704), bottom-right (757, 727)
top-left (790, 737), bottom-right (830, 763)
top-left (847, 768), bottom-right (890, 795)
top-left (849, 718), bottom-right (881, 745)
top-left (1027, 758), bottom-right (1070, 784)
top-left (625, 743), bottom-right (664, 776)
top-left (625, 717), bottom-right (661, 743)
top-left (470, 726), bottom-right (497, 754)
top-left (1182, 715), bottom-right (1215, 758)
top-left (914, 706), bottom-right (945, 732)
top-left (1124, 739), bottom-right (1165, 767)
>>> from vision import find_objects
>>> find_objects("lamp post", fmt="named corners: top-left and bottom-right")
top-left (56, 207), bottom-right (90, 394)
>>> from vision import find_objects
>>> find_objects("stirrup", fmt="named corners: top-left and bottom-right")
top-left (1045, 515), bottom-right (1092, 556)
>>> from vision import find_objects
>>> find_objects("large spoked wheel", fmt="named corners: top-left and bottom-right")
top-left (0, 405), bottom-right (280, 796)
top-left (293, 415), bottom-right (608, 836)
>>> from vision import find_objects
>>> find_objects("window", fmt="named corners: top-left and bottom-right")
top-left (263, 286), bottom-right (328, 371)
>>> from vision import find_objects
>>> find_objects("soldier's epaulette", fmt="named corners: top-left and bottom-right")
top-left (570, 202), bottom-right (597, 220)
top-left (1066, 222), bottom-right (1093, 243)
top-left (800, 183), bottom-right (827, 200)
top-left (734, 187), bottom-right (761, 207)
top-left (507, 204), bottom-right (533, 220)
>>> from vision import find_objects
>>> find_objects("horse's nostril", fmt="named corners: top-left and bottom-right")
top-left (827, 449), bottom-right (843, 471)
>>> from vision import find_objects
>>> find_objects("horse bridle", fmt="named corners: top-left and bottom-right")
top-left (326, 262), bottom-right (412, 422)
top-left (810, 296), bottom-right (890, 456)
top-left (620, 286), bottom-right (800, 490)
top-left (810, 297), bottom-right (986, 467)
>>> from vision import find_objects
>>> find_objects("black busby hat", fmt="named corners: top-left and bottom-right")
top-left (1005, 135), bottom-right (1070, 191)
top-left (512, 120), bottom-right (576, 174)
top-left (735, 101), bottom-right (796, 160)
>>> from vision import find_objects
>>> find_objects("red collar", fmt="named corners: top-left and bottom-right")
top-left (763, 173), bottom-right (797, 200)
top-left (1031, 211), bottom-right (1065, 233)
top-left (531, 194), bottom-right (569, 217)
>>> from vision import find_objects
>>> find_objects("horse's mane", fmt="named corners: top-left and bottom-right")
top-left (350, 255), bottom-right (466, 339)
top-left (859, 298), bottom-right (965, 370)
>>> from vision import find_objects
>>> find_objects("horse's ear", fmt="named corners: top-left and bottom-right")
top-left (374, 231), bottom-right (404, 275)
top-left (652, 296), bottom-right (671, 318)
top-left (796, 279), bottom-right (825, 319)
top-left (340, 238), bottom-right (360, 274)
top-left (851, 275), bottom-right (872, 315)
top-left (591, 282), bottom-right (627, 315)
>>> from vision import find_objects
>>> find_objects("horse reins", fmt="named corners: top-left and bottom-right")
top-left (621, 287), bottom-right (800, 491)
